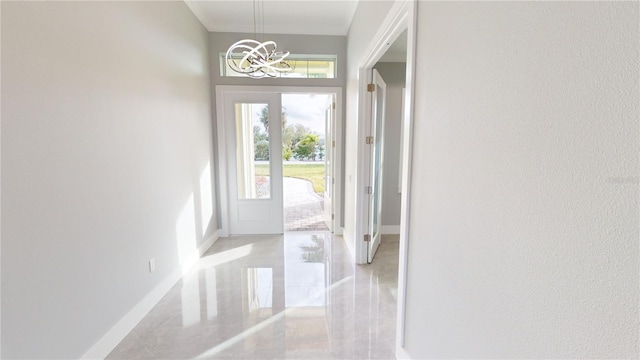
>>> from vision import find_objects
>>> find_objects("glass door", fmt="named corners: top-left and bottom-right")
top-left (324, 95), bottom-right (336, 231)
top-left (224, 92), bottom-right (283, 234)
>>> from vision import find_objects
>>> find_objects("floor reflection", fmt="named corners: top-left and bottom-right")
top-left (107, 233), bottom-right (399, 360)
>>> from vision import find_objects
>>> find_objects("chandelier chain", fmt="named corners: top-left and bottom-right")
top-left (225, 0), bottom-right (292, 79)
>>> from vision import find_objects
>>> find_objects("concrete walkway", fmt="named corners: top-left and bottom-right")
top-left (283, 177), bottom-right (329, 232)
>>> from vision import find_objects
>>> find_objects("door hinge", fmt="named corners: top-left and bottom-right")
top-left (364, 234), bottom-right (371, 242)
top-left (332, 102), bottom-right (336, 109)
top-left (332, 140), bottom-right (336, 148)
top-left (366, 136), bottom-right (374, 145)
top-left (365, 186), bottom-right (373, 195)
top-left (332, 178), bottom-right (335, 184)
top-left (367, 84), bottom-right (376, 92)
top-left (331, 214), bottom-right (335, 220)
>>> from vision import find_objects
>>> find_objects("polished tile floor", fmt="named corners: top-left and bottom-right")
top-left (108, 233), bottom-right (399, 359)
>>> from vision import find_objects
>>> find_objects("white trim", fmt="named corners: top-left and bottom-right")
top-left (81, 230), bottom-right (221, 359)
top-left (342, 231), bottom-right (357, 263)
top-left (215, 86), bottom-right (343, 237)
top-left (381, 225), bottom-right (400, 235)
top-left (181, 229), bottom-right (221, 274)
top-left (215, 89), bottom-right (231, 238)
top-left (397, 0), bottom-right (417, 350)
top-left (334, 92), bottom-right (344, 237)
top-left (396, 345), bottom-right (411, 359)
top-left (81, 268), bottom-right (182, 360)
top-left (398, 89), bottom-right (406, 194)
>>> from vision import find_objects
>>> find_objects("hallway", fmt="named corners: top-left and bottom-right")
top-left (107, 233), bottom-right (399, 359)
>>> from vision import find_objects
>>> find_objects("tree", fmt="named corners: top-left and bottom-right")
top-left (317, 143), bottom-right (325, 161)
top-left (283, 146), bottom-right (293, 161)
top-left (282, 123), bottom-right (313, 161)
top-left (290, 123), bottom-right (308, 146)
top-left (257, 106), bottom-right (288, 135)
top-left (258, 107), bottom-right (270, 134)
top-left (253, 125), bottom-right (267, 142)
top-left (254, 140), bottom-right (269, 160)
top-left (293, 134), bottom-right (319, 161)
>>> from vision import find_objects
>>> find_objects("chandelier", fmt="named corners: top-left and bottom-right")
top-left (225, 0), bottom-right (292, 79)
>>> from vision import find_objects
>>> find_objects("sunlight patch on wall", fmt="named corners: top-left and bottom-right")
top-left (176, 194), bottom-right (198, 267)
top-left (200, 162), bottom-right (213, 236)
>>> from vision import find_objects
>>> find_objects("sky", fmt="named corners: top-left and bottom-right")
top-left (282, 93), bottom-right (332, 137)
top-left (250, 93), bottom-right (332, 139)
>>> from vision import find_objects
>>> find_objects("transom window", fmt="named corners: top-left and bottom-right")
top-left (220, 54), bottom-right (337, 79)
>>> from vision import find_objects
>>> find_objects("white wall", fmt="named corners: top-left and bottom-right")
top-left (403, 2), bottom-right (639, 358)
top-left (1, 2), bottom-right (215, 358)
top-left (373, 62), bottom-right (406, 228)
top-left (344, 0), bottom-right (394, 258)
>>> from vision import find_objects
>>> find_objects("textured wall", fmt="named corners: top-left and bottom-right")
top-left (403, 1), bottom-right (639, 358)
top-left (1, 2), bottom-right (214, 358)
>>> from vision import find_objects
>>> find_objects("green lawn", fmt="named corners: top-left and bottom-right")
top-left (255, 163), bottom-right (325, 194)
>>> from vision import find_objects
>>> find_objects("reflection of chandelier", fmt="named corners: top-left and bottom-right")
top-left (225, 0), bottom-right (291, 79)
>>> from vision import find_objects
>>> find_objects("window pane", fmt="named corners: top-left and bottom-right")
top-left (221, 54), bottom-right (336, 79)
top-left (235, 103), bottom-right (270, 199)
top-left (307, 60), bottom-right (331, 78)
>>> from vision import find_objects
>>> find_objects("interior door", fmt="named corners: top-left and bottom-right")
top-left (224, 92), bottom-right (283, 234)
top-left (368, 69), bottom-right (387, 262)
top-left (324, 95), bottom-right (336, 231)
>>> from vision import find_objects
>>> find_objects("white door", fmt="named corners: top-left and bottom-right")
top-left (324, 95), bottom-right (336, 231)
top-left (224, 92), bottom-right (283, 234)
top-left (368, 69), bottom-right (387, 262)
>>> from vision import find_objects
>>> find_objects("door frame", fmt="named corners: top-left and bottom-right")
top-left (353, 0), bottom-right (417, 351)
top-left (215, 86), bottom-right (343, 237)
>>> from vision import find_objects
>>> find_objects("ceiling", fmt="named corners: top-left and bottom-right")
top-left (184, 0), bottom-right (360, 36)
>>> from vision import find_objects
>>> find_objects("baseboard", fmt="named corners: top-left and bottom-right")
top-left (181, 229), bottom-right (221, 274)
top-left (204, 229), bottom-right (221, 253)
top-left (341, 232), bottom-right (357, 263)
top-left (81, 229), bottom-right (221, 359)
top-left (396, 345), bottom-right (411, 359)
top-left (381, 225), bottom-right (400, 235)
top-left (80, 267), bottom-right (182, 359)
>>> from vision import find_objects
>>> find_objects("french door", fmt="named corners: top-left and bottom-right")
top-left (223, 91), bottom-right (283, 234)
top-left (324, 95), bottom-right (336, 232)
top-left (367, 69), bottom-right (387, 262)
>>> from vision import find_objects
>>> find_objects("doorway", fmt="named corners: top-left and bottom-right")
top-left (281, 93), bottom-right (334, 232)
top-left (362, 33), bottom-right (409, 263)
top-left (215, 86), bottom-right (342, 237)
top-left (352, 0), bottom-right (416, 351)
